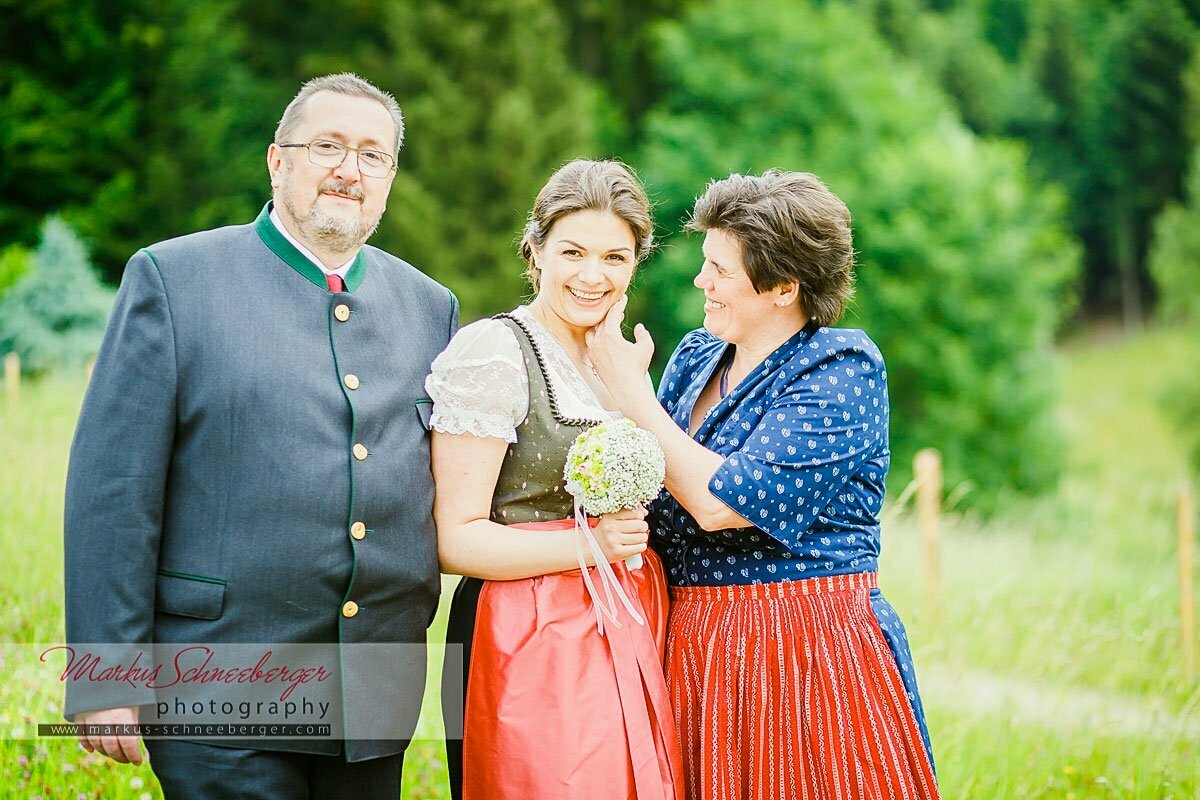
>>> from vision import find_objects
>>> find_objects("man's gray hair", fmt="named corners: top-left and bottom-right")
top-left (274, 73), bottom-right (405, 157)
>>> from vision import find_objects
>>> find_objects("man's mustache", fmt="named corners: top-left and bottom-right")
top-left (318, 181), bottom-right (364, 201)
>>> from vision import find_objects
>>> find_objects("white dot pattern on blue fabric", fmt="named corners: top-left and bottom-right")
top-left (648, 325), bottom-right (890, 587)
top-left (648, 324), bottom-right (936, 767)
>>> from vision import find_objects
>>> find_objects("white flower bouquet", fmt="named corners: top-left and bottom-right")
top-left (562, 419), bottom-right (666, 634)
top-left (564, 418), bottom-right (666, 519)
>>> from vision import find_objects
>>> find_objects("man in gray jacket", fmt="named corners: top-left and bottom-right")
top-left (63, 73), bottom-right (457, 798)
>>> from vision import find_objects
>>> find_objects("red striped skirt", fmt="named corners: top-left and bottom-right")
top-left (666, 572), bottom-right (939, 800)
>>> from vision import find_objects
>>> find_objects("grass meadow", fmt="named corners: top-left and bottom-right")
top-left (1, 323), bottom-right (1197, 799)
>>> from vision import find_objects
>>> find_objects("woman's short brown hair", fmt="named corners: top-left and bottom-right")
top-left (687, 170), bottom-right (855, 326)
top-left (520, 159), bottom-right (654, 291)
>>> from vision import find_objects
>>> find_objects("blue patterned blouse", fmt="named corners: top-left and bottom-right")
top-left (649, 322), bottom-right (890, 587)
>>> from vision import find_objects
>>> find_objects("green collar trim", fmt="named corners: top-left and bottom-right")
top-left (253, 202), bottom-right (366, 292)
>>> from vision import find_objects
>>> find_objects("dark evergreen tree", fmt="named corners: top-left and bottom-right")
top-left (353, 0), bottom-right (599, 321)
top-left (0, 0), bottom-right (271, 283)
top-left (1093, 0), bottom-right (1197, 328)
top-left (549, 0), bottom-right (690, 149)
top-left (0, 0), bottom-right (143, 266)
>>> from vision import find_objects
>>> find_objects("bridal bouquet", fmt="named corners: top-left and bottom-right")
top-left (563, 419), bottom-right (666, 634)
top-left (564, 418), bottom-right (666, 520)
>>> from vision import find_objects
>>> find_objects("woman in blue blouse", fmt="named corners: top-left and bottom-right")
top-left (588, 170), bottom-right (939, 800)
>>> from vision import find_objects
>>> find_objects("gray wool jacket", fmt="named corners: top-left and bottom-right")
top-left (63, 203), bottom-right (458, 760)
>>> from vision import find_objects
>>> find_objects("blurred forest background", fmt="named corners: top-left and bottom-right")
top-left (4, 0), bottom-right (1200, 505)
top-left (3, 2), bottom-right (1200, 797)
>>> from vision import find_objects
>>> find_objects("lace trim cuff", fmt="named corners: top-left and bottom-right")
top-left (430, 411), bottom-right (518, 443)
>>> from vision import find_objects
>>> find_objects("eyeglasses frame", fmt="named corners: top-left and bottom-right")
top-left (276, 139), bottom-right (396, 177)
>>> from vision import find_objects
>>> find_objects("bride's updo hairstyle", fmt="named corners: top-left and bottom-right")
top-left (519, 159), bottom-right (654, 292)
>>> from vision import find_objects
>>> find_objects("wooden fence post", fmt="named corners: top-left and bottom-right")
top-left (1180, 481), bottom-right (1196, 683)
top-left (914, 448), bottom-right (942, 626)
top-left (3, 352), bottom-right (18, 407)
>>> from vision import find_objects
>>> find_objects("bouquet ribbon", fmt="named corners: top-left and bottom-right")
top-left (573, 499), bottom-right (646, 636)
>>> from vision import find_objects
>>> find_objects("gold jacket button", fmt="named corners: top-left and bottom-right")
top-left (342, 601), bottom-right (359, 618)
top-left (350, 522), bottom-right (366, 540)
top-left (334, 304), bottom-right (351, 322)
top-left (344, 373), bottom-right (360, 390)
top-left (352, 443), bottom-right (368, 461)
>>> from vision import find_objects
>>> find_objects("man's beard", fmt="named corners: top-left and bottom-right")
top-left (282, 177), bottom-right (384, 254)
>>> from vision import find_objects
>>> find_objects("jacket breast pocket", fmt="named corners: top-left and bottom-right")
top-left (155, 571), bottom-right (226, 620)
top-left (415, 399), bottom-right (433, 432)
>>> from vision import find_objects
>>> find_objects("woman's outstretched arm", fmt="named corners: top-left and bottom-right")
top-left (587, 297), bottom-right (753, 532)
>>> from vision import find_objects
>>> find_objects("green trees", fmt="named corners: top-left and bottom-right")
top-left (3, 0), bottom-right (1193, 500)
top-left (361, 0), bottom-right (598, 320)
top-left (1, 0), bottom-right (143, 262)
top-left (1094, 0), bottom-right (1196, 328)
top-left (1, 0), bottom-right (269, 275)
top-left (0, 218), bottom-right (114, 374)
top-left (859, 0), bottom-right (1199, 330)
top-left (635, 0), bottom-right (1078, 499)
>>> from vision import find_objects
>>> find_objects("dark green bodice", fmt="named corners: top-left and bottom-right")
top-left (490, 314), bottom-right (604, 525)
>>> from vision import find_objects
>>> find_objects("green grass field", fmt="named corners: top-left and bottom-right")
top-left (2, 324), bottom-right (1197, 799)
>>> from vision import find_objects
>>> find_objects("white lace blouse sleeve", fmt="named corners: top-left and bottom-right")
top-left (424, 318), bottom-right (528, 443)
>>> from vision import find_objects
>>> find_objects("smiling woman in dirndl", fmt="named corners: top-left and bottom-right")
top-left (427, 159), bottom-right (683, 800)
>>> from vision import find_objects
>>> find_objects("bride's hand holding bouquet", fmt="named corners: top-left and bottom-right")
top-left (590, 507), bottom-right (650, 566)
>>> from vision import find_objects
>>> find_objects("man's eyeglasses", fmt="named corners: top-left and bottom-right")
top-left (277, 139), bottom-right (396, 178)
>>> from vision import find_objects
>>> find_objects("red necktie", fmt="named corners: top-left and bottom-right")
top-left (326, 273), bottom-right (345, 293)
